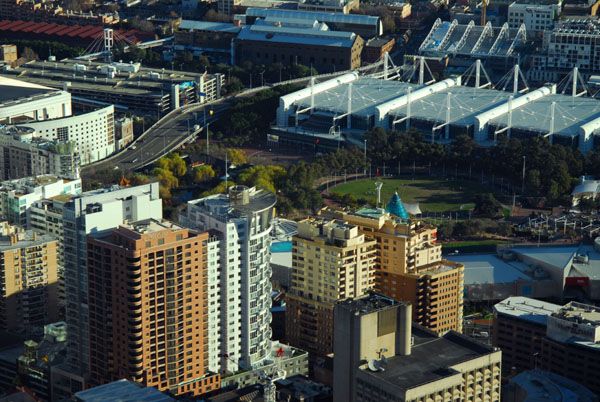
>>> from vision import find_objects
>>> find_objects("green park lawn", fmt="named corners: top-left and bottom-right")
top-left (331, 177), bottom-right (503, 213)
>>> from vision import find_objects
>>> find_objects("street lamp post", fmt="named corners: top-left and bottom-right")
top-left (205, 109), bottom-right (214, 162)
top-left (522, 156), bottom-right (526, 194)
top-left (363, 138), bottom-right (367, 176)
top-left (247, 72), bottom-right (252, 89)
top-left (260, 70), bottom-right (265, 87)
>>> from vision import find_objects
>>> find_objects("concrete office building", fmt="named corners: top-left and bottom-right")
top-left (16, 321), bottom-right (67, 402)
top-left (493, 297), bottom-right (561, 374)
top-left (530, 19), bottom-right (600, 82)
top-left (320, 206), bottom-right (464, 334)
top-left (503, 370), bottom-right (597, 402)
top-left (62, 183), bottom-right (162, 382)
top-left (0, 229), bottom-right (59, 332)
top-left (286, 218), bottom-right (376, 356)
top-left (0, 59), bottom-right (224, 117)
top-left (507, 2), bottom-right (560, 37)
top-left (0, 175), bottom-right (81, 227)
top-left (493, 297), bottom-right (600, 395)
top-left (0, 127), bottom-right (80, 181)
top-left (13, 105), bottom-right (115, 165)
top-left (540, 301), bottom-right (600, 395)
top-left (179, 185), bottom-right (276, 374)
top-left (0, 76), bottom-right (71, 125)
top-left (333, 293), bottom-right (502, 402)
top-left (86, 219), bottom-right (220, 396)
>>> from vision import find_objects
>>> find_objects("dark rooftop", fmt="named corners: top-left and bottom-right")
top-left (362, 327), bottom-right (496, 389)
top-left (336, 291), bottom-right (400, 315)
top-left (74, 379), bottom-right (174, 402)
top-left (0, 83), bottom-right (55, 104)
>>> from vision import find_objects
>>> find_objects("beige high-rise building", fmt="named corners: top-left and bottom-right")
top-left (0, 229), bottom-right (59, 331)
top-left (86, 219), bottom-right (220, 396)
top-left (286, 218), bottom-right (376, 356)
top-left (333, 293), bottom-right (502, 402)
top-left (320, 205), bottom-right (464, 333)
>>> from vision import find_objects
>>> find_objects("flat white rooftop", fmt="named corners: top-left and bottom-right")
top-left (493, 296), bottom-right (561, 325)
top-left (448, 254), bottom-right (532, 284)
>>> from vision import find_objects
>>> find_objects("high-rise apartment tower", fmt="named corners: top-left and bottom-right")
top-left (63, 183), bottom-right (162, 377)
top-left (320, 204), bottom-right (464, 333)
top-left (286, 217), bottom-right (376, 356)
top-left (179, 185), bottom-right (276, 373)
top-left (86, 219), bottom-right (220, 396)
top-left (0, 229), bottom-right (58, 331)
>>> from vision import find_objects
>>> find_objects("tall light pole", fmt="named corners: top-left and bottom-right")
top-left (206, 109), bottom-right (214, 162)
top-left (521, 155), bottom-right (526, 194)
top-left (260, 70), bottom-right (265, 87)
top-left (363, 138), bottom-right (367, 176)
top-left (247, 72), bottom-right (252, 89)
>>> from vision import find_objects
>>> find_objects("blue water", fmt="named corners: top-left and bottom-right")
top-left (270, 241), bottom-right (292, 253)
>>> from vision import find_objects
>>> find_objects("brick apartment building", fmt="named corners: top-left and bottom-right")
top-left (86, 219), bottom-right (220, 396)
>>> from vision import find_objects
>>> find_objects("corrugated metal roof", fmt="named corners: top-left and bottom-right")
top-left (237, 23), bottom-right (356, 47)
top-left (75, 379), bottom-right (174, 402)
top-left (178, 19), bottom-right (242, 33)
top-left (246, 7), bottom-right (380, 26)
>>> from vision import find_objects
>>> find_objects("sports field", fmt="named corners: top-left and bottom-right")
top-left (331, 177), bottom-right (502, 213)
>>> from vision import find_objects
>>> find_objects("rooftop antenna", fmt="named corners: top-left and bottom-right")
top-left (375, 181), bottom-right (383, 207)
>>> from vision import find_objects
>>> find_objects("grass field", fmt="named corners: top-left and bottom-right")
top-left (331, 177), bottom-right (504, 213)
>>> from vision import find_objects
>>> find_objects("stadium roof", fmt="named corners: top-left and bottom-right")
top-left (488, 94), bottom-right (600, 138)
top-left (420, 19), bottom-right (526, 57)
top-left (389, 86), bottom-right (516, 127)
top-left (295, 77), bottom-right (421, 117)
top-left (246, 7), bottom-right (380, 27)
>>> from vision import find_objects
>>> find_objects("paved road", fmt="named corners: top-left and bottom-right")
top-left (81, 63), bottom-right (386, 175)
top-left (82, 101), bottom-right (231, 173)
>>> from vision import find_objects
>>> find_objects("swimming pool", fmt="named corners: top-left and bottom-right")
top-left (270, 241), bottom-right (292, 253)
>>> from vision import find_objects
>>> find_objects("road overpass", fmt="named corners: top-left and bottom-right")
top-left (80, 56), bottom-right (389, 175)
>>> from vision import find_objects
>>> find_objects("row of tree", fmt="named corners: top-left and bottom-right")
top-left (364, 128), bottom-right (584, 204)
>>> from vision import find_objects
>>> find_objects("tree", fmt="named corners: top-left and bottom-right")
top-left (225, 77), bottom-right (244, 94)
top-left (474, 193), bottom-right (501, 217)
top-left (227, 148), bottom-right (247, 165)
top-left (156, 153), bottom-right (187, 177)
top-left (193, 165), bottom-right (215, 183)
top-left (578, 197), bottom-right (595, 214)
top-left (22, 47), bottom-right (38, 61)
top-left (450, 134), bottom-right (478, 168)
